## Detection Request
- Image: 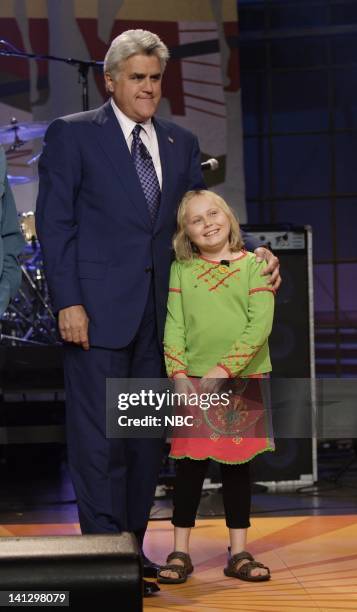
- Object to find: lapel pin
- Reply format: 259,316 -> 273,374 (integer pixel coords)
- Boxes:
168,136 -> 174,143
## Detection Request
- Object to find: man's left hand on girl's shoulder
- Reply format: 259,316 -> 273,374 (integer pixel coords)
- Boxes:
253,247 -> 281,291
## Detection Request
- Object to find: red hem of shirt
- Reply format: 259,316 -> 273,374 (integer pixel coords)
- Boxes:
170,370 -> 188,378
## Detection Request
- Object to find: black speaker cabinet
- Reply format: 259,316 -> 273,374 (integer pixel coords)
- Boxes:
242,224 -> 317,485
0,533 -> 142,611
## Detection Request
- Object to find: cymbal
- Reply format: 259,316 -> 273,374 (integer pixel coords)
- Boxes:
7,174 -> 36,185
0,121 -> 48,145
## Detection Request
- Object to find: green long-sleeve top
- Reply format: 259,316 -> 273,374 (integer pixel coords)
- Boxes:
164,251 -> 275,378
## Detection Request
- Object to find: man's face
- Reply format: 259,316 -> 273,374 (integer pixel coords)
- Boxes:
105,54 -> 162,123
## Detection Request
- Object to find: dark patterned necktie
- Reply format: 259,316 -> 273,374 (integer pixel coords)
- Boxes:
131,124 -> 161,224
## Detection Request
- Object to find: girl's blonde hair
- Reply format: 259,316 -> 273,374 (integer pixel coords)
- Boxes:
173,190 -> 244,261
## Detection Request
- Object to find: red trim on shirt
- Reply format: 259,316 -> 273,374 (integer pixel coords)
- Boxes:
199,250 -> 247,264
164,352 -> 186,367
209,268 -> 241,291
169,288 -> 182,293
170,370 -> 188,378
249,287 -> 275,295
197,263 -> 221,280
247,373 -> 270,378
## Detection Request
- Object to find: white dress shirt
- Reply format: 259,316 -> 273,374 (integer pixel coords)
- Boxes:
110,98 -> 162,189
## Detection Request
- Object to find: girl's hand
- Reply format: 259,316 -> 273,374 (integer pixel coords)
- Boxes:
200,365 -> 229,393
172,373 -> 196,396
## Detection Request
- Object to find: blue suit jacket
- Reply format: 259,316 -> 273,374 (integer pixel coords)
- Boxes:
36,101 -> 205,348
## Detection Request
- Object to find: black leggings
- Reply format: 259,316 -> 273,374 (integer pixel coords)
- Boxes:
172,458 -> 251,529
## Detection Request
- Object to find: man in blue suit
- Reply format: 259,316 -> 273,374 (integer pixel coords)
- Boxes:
36,29 -> 280,596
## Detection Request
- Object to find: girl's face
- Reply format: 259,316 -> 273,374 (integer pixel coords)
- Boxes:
184,195 -> 231,254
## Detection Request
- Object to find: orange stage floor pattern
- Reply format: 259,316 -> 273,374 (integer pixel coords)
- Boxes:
1,516 -> 357,611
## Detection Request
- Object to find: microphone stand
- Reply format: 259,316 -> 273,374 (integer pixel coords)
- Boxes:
0,39 -> 103,111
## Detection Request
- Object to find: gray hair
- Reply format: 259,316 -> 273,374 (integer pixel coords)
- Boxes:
104,29 -> 169,80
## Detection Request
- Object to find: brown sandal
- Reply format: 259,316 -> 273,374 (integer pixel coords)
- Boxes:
224,550 -> 270,582
157,551 -> 194,584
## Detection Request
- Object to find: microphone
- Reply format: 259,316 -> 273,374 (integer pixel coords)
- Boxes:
220,260 -> 230,267
201,158 -> 219,171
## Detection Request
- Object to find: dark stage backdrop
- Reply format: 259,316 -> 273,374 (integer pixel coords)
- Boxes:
239,0 -> 357,377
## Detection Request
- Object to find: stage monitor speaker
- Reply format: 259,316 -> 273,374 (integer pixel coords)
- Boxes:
244,225 -> 313,378
243,224 -> 317,484
0,533 -> 142,611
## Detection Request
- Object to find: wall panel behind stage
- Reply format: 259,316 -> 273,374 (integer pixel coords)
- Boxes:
0,0 -> 247,220
239,0 -> 357,377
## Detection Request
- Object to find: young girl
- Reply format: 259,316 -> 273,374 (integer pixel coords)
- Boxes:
158,189 -> 275,584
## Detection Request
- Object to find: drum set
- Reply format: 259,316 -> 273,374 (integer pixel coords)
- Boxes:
0,212 -> 59,346
0,118 -> 59,346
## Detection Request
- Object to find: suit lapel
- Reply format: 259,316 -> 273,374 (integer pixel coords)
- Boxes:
153,117 -> 175,232
92,102 -> 152,228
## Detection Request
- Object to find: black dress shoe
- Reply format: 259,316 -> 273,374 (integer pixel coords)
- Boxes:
142,553 -> 161,578
143,579 -> 160,597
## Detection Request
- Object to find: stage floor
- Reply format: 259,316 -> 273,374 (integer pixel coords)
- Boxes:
0,443 -> 356,610
1,516 -> 357,612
